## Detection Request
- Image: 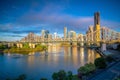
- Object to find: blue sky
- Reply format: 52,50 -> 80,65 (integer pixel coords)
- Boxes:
0,0 -> 120,41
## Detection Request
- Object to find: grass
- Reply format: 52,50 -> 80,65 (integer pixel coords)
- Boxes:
3,46 -> 47,54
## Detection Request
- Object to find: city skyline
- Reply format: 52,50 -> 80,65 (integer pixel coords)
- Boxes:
0,0 -> 120,41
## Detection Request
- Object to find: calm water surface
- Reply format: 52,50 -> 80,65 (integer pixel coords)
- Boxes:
0,46 -> 100,80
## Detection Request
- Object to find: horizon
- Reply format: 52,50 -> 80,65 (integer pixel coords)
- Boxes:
0,0 -> 120,41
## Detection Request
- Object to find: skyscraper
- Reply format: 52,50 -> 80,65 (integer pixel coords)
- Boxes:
68,30 -> 76,39
54,32 -> 57,39
44,30 -> 49,38
89,26 -> 94,42
64,27 -> 67,39
94,12 -> 100,26
77,34 -> 84,46
94,12 -> 101,43
41,30 -> 49,39
48,34 -> 52,39
41,30 -> 45,39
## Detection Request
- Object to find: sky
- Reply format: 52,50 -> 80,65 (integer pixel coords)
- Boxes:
0,0 -> 120,41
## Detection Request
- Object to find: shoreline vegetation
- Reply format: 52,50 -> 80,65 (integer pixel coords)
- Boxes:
0,43 -> 47,54
0,43 -> 85,54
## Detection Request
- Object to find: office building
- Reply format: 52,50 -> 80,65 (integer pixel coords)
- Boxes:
94,12 -> 101,42
68,30 -> 76,40
64,27 -> 67,39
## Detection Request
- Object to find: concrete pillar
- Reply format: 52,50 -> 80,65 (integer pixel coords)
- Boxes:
16,43 -> 20,48
72,42 -> 77,46
32,44 -> 35,48
101,43 -> 106,52
29,43 -> 32,48
20,44 -> 23,48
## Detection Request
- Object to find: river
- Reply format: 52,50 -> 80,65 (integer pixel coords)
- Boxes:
0,46 -> 100,80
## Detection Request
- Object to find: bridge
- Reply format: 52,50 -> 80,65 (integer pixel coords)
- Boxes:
0,26 -> 120,49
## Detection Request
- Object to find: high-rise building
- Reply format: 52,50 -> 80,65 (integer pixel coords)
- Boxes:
20,32 -> 41,42
41,30 -> 49,39
68,30 -> 76,40
94,12 -> 101,42
86,30 -> 90,41
86,26 -> 94,45
41,30 -> 45,39
77,34 -> 84,46
89,26 -> 94,41
94,12 -> 100,26
54,32 -> 57,39
48,34 -> 52,39
44,30 -> 49,38
77,34 -> 84,41
64,27 -> 67,39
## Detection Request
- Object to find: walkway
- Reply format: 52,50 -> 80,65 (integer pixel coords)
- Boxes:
90,61 -> 120,80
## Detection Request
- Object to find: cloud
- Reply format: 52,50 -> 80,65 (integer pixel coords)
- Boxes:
0,34 -> 25,37
12,3 -> 93,33
0,23 -> 43,34
101,20 -> 120,32
16,12 -> 94,32
0,0 -> 120,41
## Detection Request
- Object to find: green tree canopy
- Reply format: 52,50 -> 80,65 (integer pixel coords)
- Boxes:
94,57 -> 107,69
23,43 -> 29,48
78,63 -> 96,75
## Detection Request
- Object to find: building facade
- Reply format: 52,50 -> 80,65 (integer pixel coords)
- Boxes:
68,30 -> 77,40
94,12 -> 101,45
64,27 -> 67,39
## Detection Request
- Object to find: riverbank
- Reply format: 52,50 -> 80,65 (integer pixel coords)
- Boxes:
88,49 -> 120,80
3,45 -> 47,54
89,59 -> 120,80
0,50 -> 4,54
107,49 -> 120,61
3,48 -> 46,54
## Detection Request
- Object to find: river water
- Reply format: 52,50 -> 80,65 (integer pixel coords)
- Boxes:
0,46 -> 100,80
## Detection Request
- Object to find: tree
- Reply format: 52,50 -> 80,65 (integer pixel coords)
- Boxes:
0,44 -> 6,49
16,74 -> 26,80
85,63 -> 96,73
78,63 -> 96,76
94,58 -> 107,69
36,44 -> 47,51
23,43 -> 29,48
78,66 -> 88,75
105,56 -> 114,63
58,70 -> 66,80
67,71 -> 73,80
52,72 -> 58,80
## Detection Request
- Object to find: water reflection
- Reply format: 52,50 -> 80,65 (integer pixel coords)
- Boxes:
48,44 -> 61,53
80,48 -> 85,66
28,55 -> 35,66
1,45 -> 100,80
47,45 -> 100,66
28,52 -> 35,55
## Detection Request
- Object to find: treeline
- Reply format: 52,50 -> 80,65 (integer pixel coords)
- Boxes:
3,43 -> 47,53
0,44 -> 7,49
